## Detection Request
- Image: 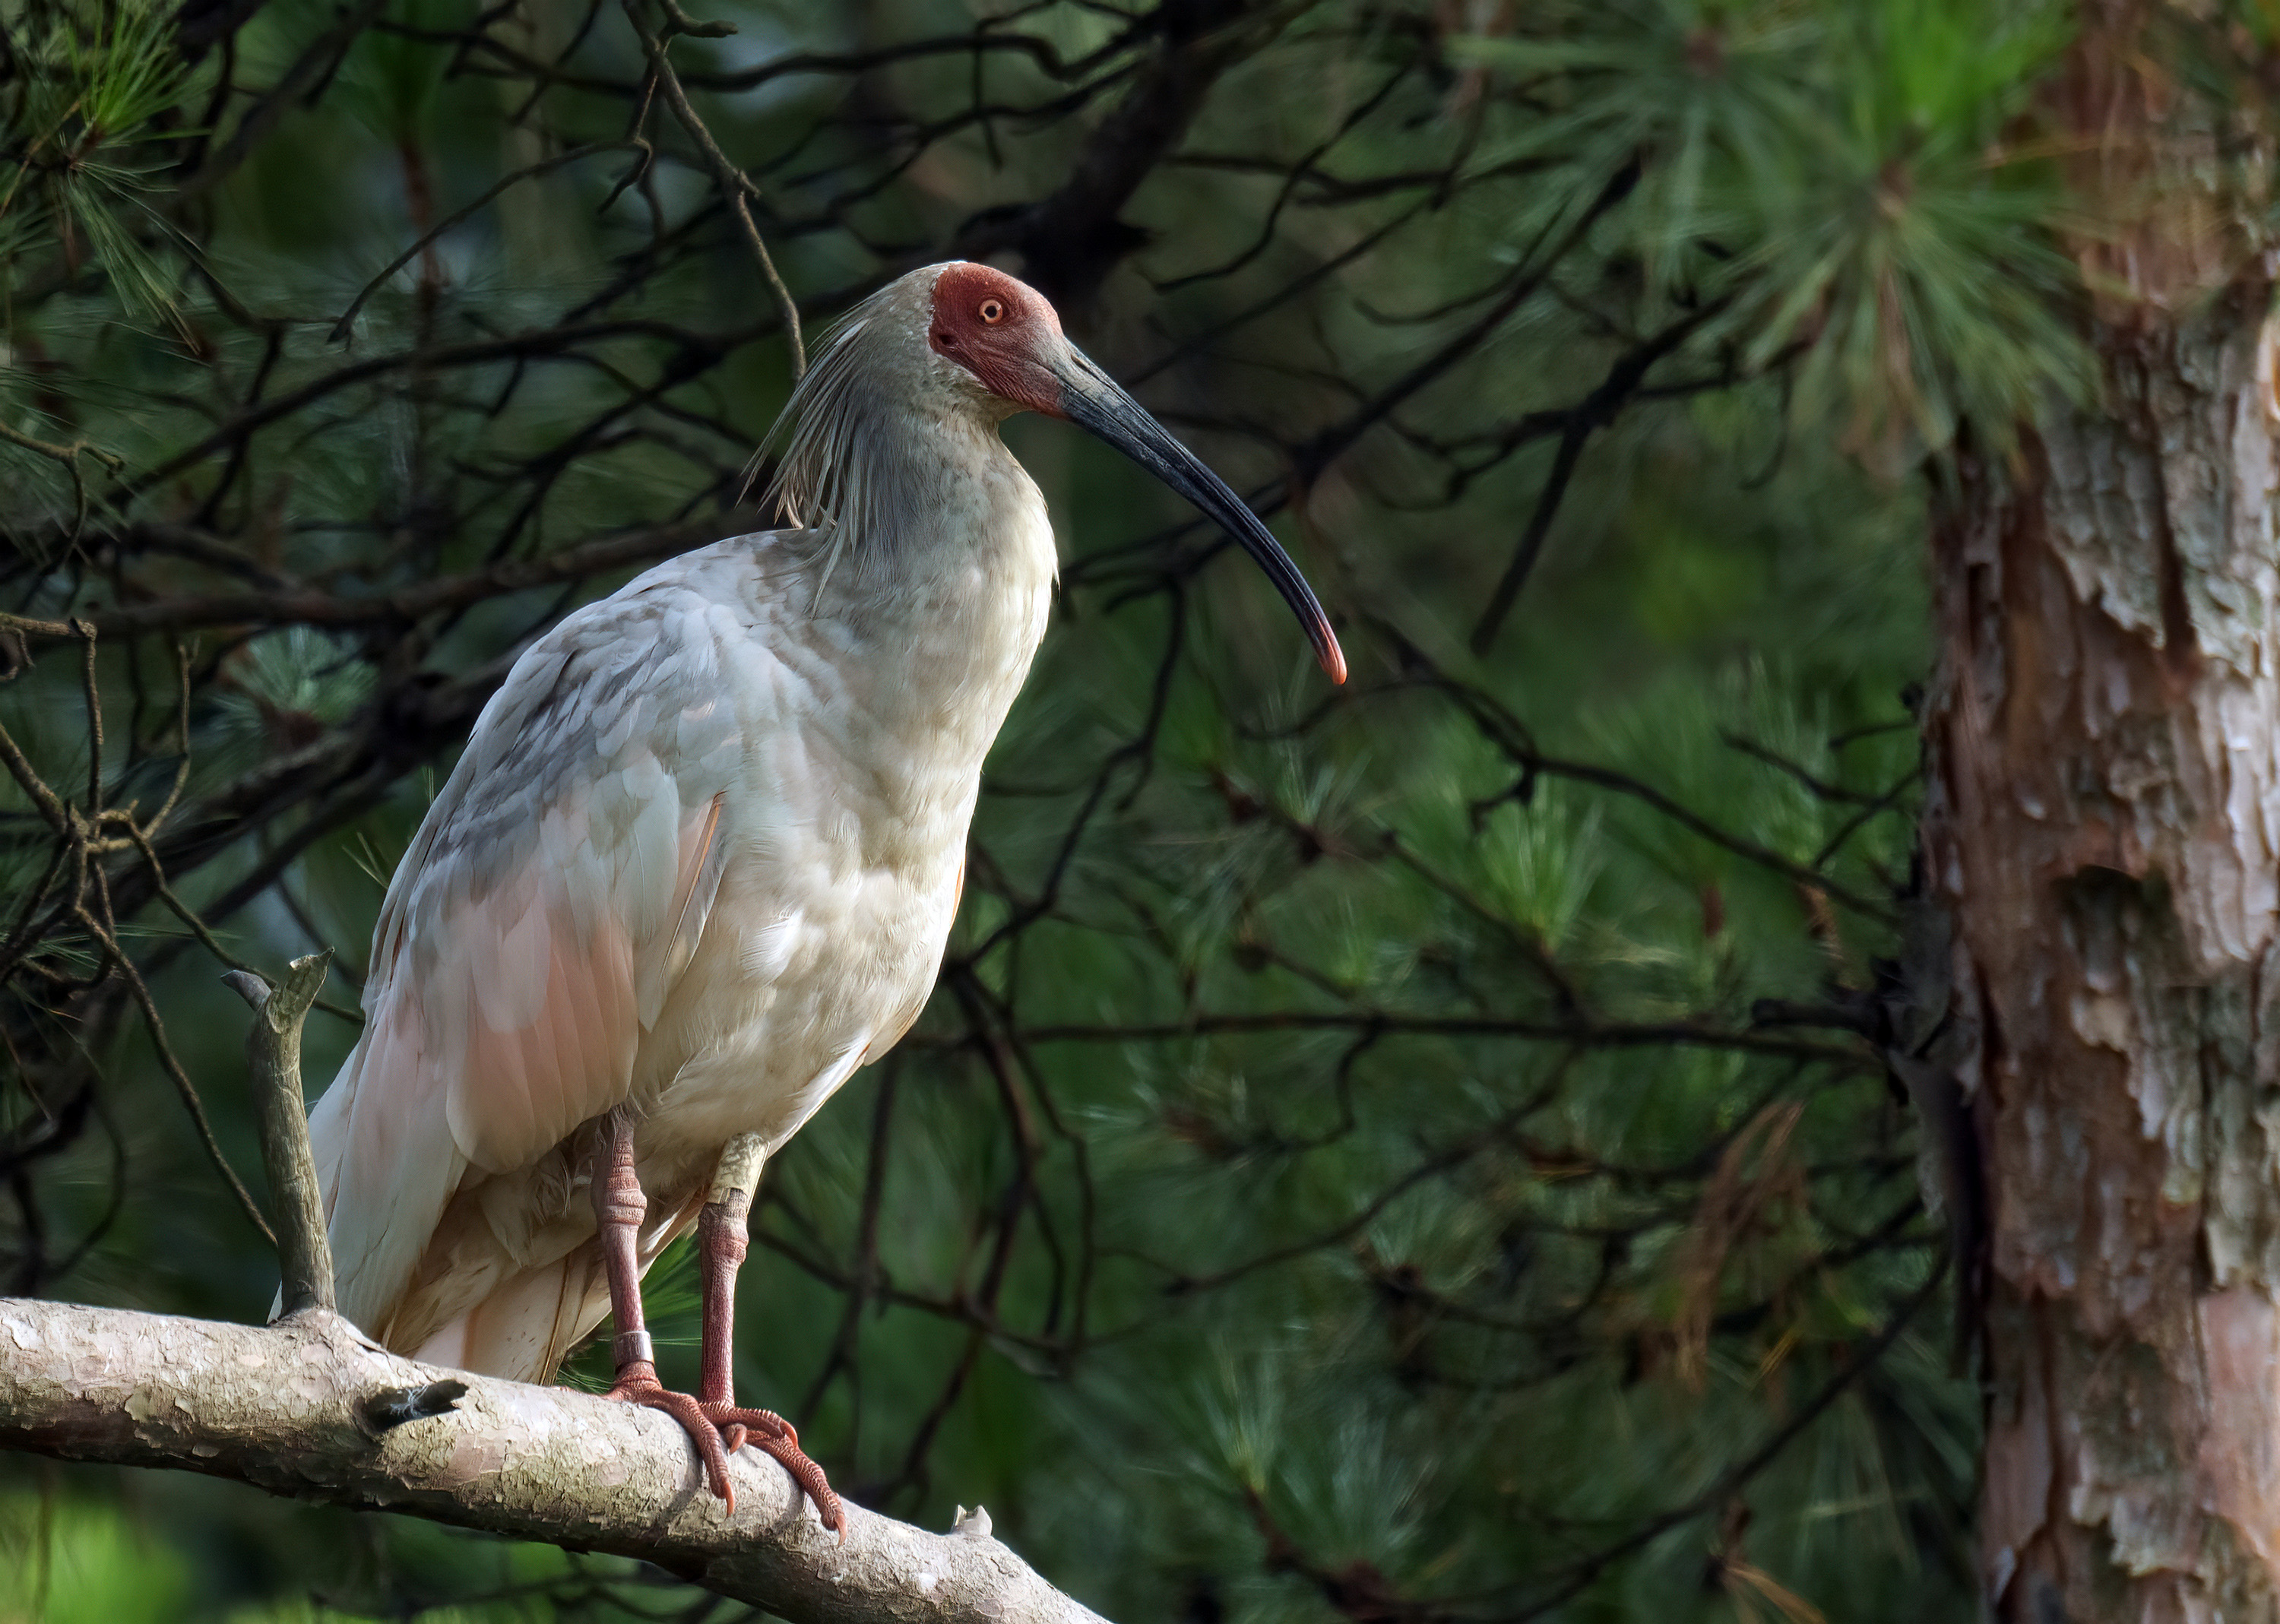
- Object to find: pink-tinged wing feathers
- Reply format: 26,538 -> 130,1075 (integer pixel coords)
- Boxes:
312,580 -> 747,1340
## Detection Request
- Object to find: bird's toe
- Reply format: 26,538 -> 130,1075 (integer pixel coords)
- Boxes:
705,1404 -> 844,1540
606,1372 -> 740,1509
601,1381 -> 839,1533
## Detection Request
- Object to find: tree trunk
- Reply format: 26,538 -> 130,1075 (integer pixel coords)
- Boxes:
1927,257 -> 2280,1612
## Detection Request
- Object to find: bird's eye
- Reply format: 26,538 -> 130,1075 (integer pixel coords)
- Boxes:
978,299 -> 1005,324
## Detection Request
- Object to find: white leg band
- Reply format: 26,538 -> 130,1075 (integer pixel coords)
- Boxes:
708,1132 -> 768,1205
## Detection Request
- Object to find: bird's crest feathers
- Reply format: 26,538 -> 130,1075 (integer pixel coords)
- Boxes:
751,270 -> 951,595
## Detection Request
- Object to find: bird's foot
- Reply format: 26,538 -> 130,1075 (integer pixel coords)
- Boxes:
604,1363 -> 846,1539
702,1401 -> 845,1540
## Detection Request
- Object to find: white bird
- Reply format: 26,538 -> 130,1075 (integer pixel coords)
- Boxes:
303,261 -> 1344,1536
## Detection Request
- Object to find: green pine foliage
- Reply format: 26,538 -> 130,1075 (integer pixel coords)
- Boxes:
1453,0 -> 2088,459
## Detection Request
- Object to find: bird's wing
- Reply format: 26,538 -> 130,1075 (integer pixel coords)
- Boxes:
316,568 -> 753,1336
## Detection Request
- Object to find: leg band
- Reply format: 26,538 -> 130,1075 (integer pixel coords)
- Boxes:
708,1132 -> 768,1205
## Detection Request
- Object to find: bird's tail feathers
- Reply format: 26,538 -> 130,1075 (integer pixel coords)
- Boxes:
310,1001 -> 469,1338
412,1247 -> 611,1386
400,1188 -> 705,1385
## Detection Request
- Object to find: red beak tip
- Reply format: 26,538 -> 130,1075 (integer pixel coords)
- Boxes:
1322,643 -> 1347,685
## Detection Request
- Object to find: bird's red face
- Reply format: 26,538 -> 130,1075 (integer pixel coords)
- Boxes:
927,264 -> 1069,416
925,261 -> 1345,684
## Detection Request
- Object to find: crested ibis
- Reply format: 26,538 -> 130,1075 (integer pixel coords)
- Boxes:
304,261 -> 1344,1538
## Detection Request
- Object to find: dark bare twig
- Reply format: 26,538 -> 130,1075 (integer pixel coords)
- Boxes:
1470,296 -> 1735,654
624,1 -> 806,378
328,144 -> 636,344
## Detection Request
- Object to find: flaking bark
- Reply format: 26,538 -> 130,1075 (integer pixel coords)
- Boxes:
0,1298 -> 1108,1624
1921,15 -> 2280,1617
1927,293 -> 2280,1620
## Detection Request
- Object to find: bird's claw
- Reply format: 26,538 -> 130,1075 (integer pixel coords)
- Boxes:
701,1401 -> 846,1541
604,1364 -> 845,1540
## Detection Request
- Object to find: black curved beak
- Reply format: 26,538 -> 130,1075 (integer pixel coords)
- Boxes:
1052,347 -> 1345,684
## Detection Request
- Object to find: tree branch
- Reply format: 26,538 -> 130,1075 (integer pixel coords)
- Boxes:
2,514 -> 748,643
948,0 -> 1284,305
624,1 -> 806,378
0,1300 -> 1108,1624
223,951 -> 337,1318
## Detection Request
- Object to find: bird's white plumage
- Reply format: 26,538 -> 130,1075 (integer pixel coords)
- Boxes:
308,268 -> 1057,1379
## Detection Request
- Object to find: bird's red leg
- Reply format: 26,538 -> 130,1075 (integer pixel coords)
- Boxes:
693,1133 -> 847,1540
591,1113 -> 740,1508
590,1120 -> 844,1537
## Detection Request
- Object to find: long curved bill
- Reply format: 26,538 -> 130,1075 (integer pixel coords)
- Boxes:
1052,348 -> 1346,684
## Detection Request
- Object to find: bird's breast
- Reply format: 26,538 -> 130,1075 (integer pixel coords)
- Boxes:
625,471 -> 1054,1185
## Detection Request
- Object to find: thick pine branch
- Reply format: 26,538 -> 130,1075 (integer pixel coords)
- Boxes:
0,1300 -> 1106,1624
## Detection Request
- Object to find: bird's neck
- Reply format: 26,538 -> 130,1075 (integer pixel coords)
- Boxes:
803,402 -> 1053,631
779,404 -> 1056,784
